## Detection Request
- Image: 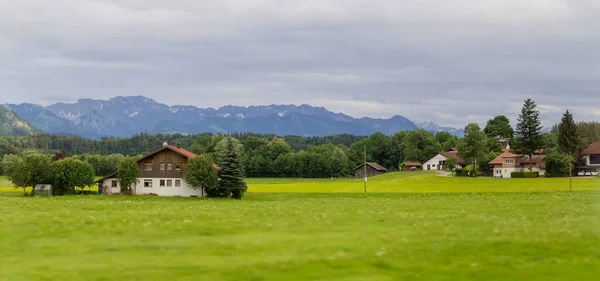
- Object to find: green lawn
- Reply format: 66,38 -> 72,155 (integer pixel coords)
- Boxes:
248,172 -> 600,193
2,173 -> 600,280
1,192 -> 599,280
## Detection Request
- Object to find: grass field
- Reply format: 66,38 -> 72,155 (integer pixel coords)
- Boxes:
247,171 -> 600,193
1,173 -> 600,280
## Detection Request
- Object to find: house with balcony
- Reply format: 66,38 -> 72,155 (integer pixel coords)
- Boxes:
489,150 -> 546,178
577,142 -> 600,176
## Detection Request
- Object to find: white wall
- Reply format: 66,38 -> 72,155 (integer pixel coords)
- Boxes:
493,167 -> 546,178
100,178 -> 204,197
423,154 -> 447,170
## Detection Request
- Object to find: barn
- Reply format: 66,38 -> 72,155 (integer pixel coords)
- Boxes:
354,162 -> 388,178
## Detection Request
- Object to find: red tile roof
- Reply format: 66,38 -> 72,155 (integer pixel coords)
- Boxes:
403,162 -> 422,167
582,142 -> 600,155
167,145 -> 220,169
488,151 -> 546,165
167,145 -> 197,159
489,151 -> 518,164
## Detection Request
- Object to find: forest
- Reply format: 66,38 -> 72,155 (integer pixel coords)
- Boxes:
1,116 -> 600,178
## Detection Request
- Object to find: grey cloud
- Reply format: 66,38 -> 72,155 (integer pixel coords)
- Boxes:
1,0 -> 600,128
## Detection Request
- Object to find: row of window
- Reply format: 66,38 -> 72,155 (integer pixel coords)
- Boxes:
111,179 -> 182,188
143,179 -> 181,188
143,162 -> 181,171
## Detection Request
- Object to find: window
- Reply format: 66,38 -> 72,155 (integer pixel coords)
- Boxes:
506,160 -> 514,164
175,164 -> 181,171
144,179 -> 153,187
111,180 -> 118,187
175,180 -> 181,187
160,163 -> 165,170
144,163 -> 153,171
167,163 -> 173,170
160,180 -> 166,187
167,180 -> 172,187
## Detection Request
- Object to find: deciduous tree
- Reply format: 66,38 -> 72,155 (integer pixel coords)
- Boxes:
184,154 -> 219,195
458,123 -> 489,177
117,156 -> 139,195
484,115 -> 515,138
2,153 -> 52,195
51,158 -> 95,195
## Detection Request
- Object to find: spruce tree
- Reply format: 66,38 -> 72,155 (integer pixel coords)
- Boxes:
557,110 -> 581,158
217,137 -> 247,199
513,99 -> 544,171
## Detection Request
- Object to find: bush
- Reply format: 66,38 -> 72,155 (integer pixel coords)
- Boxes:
511,172 -> 539,178
455,168 -> 469,177
455,167 -> 480,177
545,151 -> 571,177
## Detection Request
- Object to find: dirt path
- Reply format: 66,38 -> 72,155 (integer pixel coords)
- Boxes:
437,171 -> 452,177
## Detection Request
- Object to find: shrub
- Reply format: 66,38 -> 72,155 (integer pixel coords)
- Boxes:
545,151 -> 571,178
511,172 -> 539,178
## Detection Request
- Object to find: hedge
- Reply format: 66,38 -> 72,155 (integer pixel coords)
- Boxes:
511,172 -> 540,178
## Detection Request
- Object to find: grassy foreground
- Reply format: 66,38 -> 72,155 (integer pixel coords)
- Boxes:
2,192 -> 600,280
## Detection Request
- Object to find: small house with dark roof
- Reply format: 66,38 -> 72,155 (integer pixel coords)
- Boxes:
96,143 -> 220,197
354,162 -> 388,178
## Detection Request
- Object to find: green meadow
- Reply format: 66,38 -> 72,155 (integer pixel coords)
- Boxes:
1,173 -> 600,280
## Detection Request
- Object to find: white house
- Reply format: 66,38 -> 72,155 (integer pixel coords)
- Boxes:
489,151 -> 546,178
423,148 -> 465,171
578,142 -> 600,176
96,144 -> 220,197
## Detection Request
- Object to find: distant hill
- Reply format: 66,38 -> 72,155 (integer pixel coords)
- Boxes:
0,105 -> 42,136
413,121 -> 464,137
5,96 -> 424,139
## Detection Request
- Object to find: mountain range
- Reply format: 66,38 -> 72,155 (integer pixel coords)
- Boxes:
0,105 -> 42,136
3,96 -> 462,139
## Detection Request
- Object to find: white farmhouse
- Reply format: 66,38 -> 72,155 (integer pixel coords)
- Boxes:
422,148 -> 465,171
96,144 -> 220,197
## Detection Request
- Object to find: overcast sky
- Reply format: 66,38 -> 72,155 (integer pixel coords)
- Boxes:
1,0 -> 600,128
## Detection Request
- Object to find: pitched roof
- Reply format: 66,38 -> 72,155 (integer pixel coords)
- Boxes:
95,145 -> 220,183
439,151 -> 465,164
167,145 -> 197,159
367,162 -> 388,171
582,142 -> 600,155
488,150 -> 546,165
518,155 -> 546,164
402,162 -> 422,167
488,151 -> 517,164
354,162 -> 388,171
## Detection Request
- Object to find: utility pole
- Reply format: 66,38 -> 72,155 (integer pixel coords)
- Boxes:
569,152 -> 573,192
364,145 -> 367,193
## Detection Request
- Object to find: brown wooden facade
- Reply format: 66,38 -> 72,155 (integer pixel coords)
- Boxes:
138,149 -> 189,179
354,163 -> 387,178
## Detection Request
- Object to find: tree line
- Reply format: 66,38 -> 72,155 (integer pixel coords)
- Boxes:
2,99 -> 600,179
